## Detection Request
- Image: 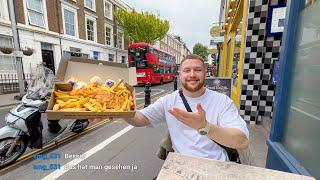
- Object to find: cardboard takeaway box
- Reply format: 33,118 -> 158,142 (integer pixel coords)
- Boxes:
46,57 -> 137,120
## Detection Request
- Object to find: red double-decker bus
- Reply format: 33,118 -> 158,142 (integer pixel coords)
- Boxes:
128,42 -> 177,85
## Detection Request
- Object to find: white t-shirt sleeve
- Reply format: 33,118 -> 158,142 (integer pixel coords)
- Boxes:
140,96 -> 166,127
217,95 -> 249,139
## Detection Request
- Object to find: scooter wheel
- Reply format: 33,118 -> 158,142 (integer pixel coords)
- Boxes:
0,137 -> 28,168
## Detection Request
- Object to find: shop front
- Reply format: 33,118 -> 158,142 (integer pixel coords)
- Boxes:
266,0 -> 320,179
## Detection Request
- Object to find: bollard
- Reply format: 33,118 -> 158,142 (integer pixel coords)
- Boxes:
173,76 -> 178,91
144,82 -> 151,107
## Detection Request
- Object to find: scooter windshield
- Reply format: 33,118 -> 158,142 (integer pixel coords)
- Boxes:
26,65 -> 55,100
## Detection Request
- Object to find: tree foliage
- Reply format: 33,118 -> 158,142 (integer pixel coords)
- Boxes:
114,9 -> 170,44
193,43 -> 209,61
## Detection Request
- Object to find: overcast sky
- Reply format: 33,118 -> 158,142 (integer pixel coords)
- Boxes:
123,0 -> 221,50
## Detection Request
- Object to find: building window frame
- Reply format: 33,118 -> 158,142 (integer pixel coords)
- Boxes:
266,0 -> 316,178
0,36 -> 13,47
26,0 -> 47,28
104,0 -> 113,20
121,56 -> 126,64
0,0 -> 9,20
108,53 -> 115,62
84,0 -> 96,12
0,36 -> 15,72
117,29 -> 124,49
0,54 -> 16,72
92,50 -> 99,60
85,14 -> 97,42
105,23 -> 113,46
62,4 -> 78,38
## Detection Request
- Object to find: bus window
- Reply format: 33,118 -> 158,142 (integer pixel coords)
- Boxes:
128,46 -> 148,67
153,66 -> 160,74
137,60 -> 147,68
166,67 -> 171,73
160,67 -> 164,74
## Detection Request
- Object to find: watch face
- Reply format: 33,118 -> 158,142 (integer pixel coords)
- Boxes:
199,130 -> 207,135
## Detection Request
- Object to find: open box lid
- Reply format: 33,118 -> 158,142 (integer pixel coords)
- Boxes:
56,57 -> 137,86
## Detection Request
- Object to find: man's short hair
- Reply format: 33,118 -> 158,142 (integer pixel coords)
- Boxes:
181,54 -> 205,65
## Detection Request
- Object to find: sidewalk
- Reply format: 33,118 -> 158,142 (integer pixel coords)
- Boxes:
239,117 -> 271,168
0,93 -> 21,107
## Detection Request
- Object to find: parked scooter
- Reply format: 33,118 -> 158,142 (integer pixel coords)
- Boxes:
0,66 -> 89,168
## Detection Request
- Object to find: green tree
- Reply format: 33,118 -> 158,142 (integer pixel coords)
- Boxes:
193,43 -> 209,61
114,9 -> 170,44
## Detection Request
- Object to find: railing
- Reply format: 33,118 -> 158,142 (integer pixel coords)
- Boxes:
0,73 -> 31,94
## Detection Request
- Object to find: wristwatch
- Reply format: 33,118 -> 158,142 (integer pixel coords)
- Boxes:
198,121 -> 211,135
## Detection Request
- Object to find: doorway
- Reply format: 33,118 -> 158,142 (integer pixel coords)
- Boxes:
41,49 -> 55,74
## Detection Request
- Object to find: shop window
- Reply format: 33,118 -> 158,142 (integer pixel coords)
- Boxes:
282,1 -> 320,178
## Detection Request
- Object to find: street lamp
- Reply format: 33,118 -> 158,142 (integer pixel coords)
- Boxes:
7,0 -> 25,99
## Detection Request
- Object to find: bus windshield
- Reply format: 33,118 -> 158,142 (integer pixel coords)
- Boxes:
128,46 -> 148,68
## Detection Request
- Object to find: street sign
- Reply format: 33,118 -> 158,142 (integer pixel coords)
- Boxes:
266,4 -> 287,36
205,77 -> 232,97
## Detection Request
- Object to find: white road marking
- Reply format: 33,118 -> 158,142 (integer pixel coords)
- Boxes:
41,125 -> 134,180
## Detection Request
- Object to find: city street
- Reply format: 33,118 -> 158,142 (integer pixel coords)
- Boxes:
0,82 -> 175,180
1,0 -> 318,178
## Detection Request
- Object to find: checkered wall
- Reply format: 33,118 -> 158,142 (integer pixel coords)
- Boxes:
239,0 -> 285,124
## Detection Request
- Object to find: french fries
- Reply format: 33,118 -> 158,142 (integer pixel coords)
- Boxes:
52,79 -> 134,112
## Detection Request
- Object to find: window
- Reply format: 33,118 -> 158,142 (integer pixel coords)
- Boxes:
63,9 -> 75,36
0,1 -> 2,18
104,0 -> 112,19
0,37 -> 15,71
0,36 -> 13,47
0,55 -> 16,71
281,1 -> 320,178
117,30 -> 124,49
70,47 -> 81,52
152,65 -> 160,74
108,54 -> 114,62
105,24 -> 113,46
85,16 -> 96,41
92,51 -> 99,60
26,0 -> 45,27
121,56 -> 126,63
0,0 -> 9,20
85,0 -> 95,11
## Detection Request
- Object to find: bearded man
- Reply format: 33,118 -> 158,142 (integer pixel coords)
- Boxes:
124,54 -> 249,161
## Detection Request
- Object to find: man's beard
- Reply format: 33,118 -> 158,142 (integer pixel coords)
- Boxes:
181,79 -> 205,92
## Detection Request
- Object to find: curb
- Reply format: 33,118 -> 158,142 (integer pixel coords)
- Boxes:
0,102 -> 20,108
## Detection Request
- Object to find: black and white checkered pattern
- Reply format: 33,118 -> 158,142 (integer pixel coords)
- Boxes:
239,0 -> 285,124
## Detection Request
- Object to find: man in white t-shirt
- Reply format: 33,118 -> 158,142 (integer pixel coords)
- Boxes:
124,54 -> 249,161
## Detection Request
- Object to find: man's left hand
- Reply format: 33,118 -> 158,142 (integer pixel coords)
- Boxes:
168,103 -> 207,130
